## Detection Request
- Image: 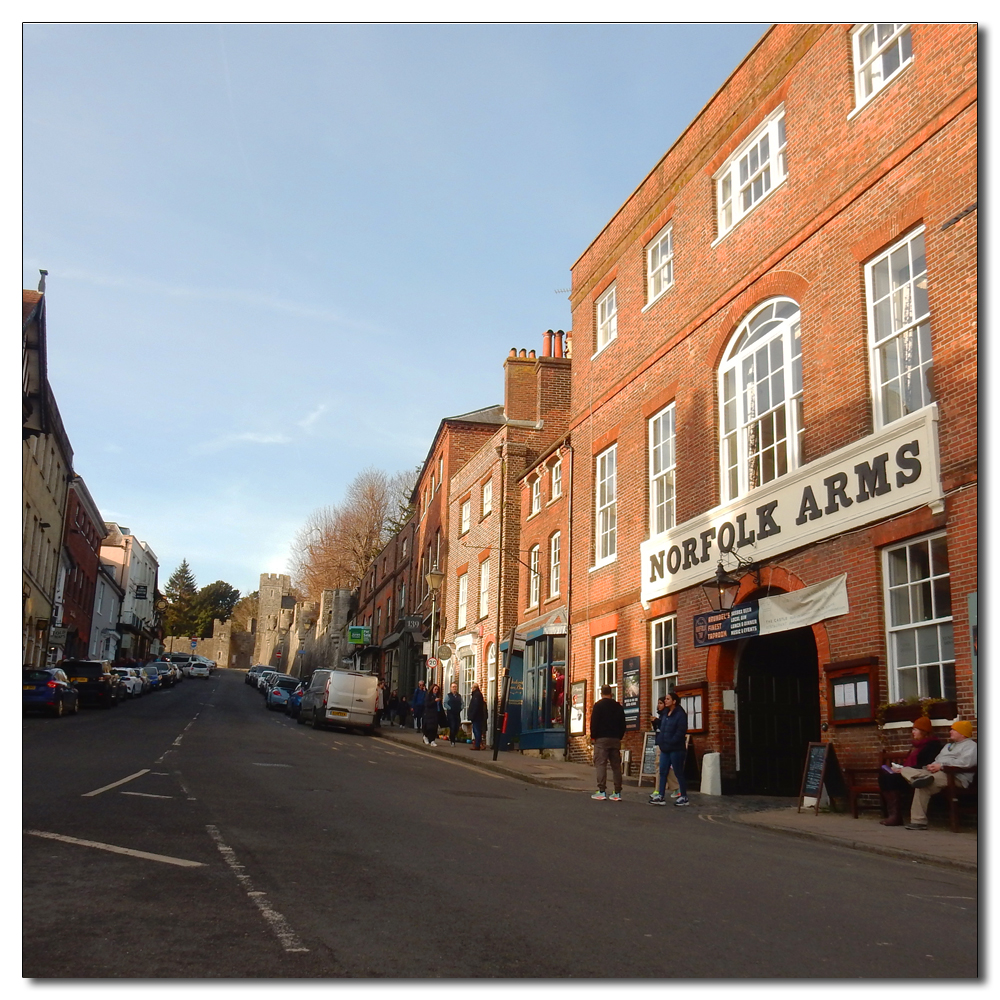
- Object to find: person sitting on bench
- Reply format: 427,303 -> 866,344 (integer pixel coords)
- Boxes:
892,720 -> 977,830
877,717 -> 941,826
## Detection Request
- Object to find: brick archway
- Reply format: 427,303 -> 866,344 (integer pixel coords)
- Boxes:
705,564 -> 833,689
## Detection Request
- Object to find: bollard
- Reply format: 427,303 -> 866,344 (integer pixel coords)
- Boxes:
700,751 -> 722,795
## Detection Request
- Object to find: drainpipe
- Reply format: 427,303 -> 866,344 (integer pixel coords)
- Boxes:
564,438 -> 573,761
491,441 -> 505,748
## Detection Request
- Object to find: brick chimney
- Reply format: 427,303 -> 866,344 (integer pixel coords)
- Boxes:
504,332 -> 572,425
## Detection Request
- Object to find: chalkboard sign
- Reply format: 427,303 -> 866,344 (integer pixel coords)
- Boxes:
797,742 -> 846,814
638,731 -> 659,787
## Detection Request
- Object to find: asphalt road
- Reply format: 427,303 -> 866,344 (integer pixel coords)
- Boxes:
23,670 -> 979,978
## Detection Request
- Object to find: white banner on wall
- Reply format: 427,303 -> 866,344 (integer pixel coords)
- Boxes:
758,573 -> 849,635
641,405 -> 942,605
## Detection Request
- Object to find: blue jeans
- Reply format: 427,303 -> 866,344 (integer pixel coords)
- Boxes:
472,720 -> 483,748
658,749 -> 687,798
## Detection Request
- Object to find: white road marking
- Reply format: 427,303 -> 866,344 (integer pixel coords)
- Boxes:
205,825 -> 309,953
24,829 -> 204,867
172,735 -> 184,746
81,769 -> 150,797
121,791 -> 173,799
252,762 -> 292,767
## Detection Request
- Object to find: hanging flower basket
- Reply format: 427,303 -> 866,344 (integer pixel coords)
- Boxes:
881,703 -> 922,724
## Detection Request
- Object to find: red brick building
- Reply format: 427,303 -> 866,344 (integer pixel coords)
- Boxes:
442,332 -> 571,738
55,476 -> 107,660
566,24 -> 977,792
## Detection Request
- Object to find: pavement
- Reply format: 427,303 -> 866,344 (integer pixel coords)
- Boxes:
372,721 -> 978,874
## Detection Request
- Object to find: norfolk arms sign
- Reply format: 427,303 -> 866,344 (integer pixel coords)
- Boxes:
641,406 -> 943,604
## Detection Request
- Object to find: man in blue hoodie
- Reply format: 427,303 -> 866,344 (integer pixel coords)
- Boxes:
649,691 -> 690,807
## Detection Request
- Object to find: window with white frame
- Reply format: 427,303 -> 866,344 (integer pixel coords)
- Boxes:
437,455 -> 443,489
852,23 -> 912,108
457,573 -> 468,630
482,478 -> 492,516
649,403 -> 676,536
530,477 -> 541,515
460,499 -> 471,534
680,692 -> 703,730
459,648 -> 476,720
595,633 -> 618,699
651,616 -> 678,708
596,284 -> 617,352
551,458 -> 562,498
595,444 -> 617,564
549,532 -> 561,597
478,558 -> 490,619
716,108 -> 787,238
866,228 -> 934,428
647,225 -> 674,304
528,545 -> 540,607
884,533 -> 955,702
719,298 -> 803,502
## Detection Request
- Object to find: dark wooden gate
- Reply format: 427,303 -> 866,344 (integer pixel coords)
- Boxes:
736,626 -> 821,795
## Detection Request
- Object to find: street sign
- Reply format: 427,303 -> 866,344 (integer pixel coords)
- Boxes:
190,640 -> 197,649
135,585 -> 148,601
427,656 -> 440,670
436,644 -> 452,660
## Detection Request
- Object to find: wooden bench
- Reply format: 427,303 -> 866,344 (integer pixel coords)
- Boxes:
844,762 -> 886,819
941,766 -> 978,832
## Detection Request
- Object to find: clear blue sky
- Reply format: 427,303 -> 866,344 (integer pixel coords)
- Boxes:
23,22 -> 767,597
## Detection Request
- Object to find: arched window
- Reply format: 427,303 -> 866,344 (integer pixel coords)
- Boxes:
719,297 -> 803,502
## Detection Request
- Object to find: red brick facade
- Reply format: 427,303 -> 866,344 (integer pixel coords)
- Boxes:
566,24 -> 977,790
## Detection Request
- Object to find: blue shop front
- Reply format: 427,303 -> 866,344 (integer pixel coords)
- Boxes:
502,608 -> 567,752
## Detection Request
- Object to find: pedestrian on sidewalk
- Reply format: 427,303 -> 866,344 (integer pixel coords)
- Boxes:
412,680 -> 427,731
445,682 -> 464,745
397,694 -> 410,729
422,683 -> 442,746
387,689 -> 400,726
650,695 -> 680,796
589,684 -> 626,801
877,717 -> 941,826
649,691 -> 690,807
895,720 -> 977,830
375,680 -> 385,728
468,683 -> 487,749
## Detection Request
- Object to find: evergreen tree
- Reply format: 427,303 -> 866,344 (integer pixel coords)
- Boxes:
163,560 -> 199,635
192,581 -> 242,638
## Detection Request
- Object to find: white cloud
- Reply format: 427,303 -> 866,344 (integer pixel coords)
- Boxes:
297,403 -> 328,430
190,431 -> 292,455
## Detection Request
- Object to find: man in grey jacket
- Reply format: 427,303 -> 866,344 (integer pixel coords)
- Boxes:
589,685 -> 627,801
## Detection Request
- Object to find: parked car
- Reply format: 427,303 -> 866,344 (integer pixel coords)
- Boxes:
303,668 -> 378,733
245,665 -> 266,685
257,670 -> 279,693
266,675 -> 300,711
189,662 -> 210,678
23,667 -> 79,717
61,659 -> 123,708
148,661 -> 177,688
112,666 -> 144,698
141,664 -> 161,691
285,683 -> 305,719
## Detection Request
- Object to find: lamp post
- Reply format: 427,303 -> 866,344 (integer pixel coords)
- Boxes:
425,564 -> 445,685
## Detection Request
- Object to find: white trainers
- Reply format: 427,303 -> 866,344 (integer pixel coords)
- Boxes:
422,736 -> 429,744
430,740 -> 438,746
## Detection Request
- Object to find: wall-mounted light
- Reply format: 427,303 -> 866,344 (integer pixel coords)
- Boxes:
700,554 -> 762,611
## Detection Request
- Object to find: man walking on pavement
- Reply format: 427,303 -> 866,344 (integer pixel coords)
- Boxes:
589,684 -> 626,801
445,681 -> 464,746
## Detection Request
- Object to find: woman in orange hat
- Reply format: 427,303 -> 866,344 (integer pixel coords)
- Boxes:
877,717 -> 941,826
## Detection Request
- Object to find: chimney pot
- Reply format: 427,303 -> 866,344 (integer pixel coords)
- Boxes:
543,330 -> 553,357
509,348 -> 517,357
519,348 -> 527,358
553,330 -> 564,358
528,349 -> 536,359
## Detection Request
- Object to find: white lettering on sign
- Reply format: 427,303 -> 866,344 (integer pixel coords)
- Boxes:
641,406 -> 942,604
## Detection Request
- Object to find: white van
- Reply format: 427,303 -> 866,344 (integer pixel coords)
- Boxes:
301,668 -> 378,733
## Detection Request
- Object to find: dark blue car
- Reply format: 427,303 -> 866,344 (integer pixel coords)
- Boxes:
23,667 -> 79,717
285,682 -> 305,718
